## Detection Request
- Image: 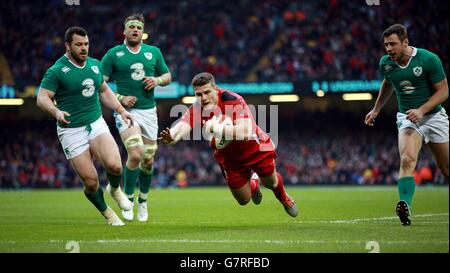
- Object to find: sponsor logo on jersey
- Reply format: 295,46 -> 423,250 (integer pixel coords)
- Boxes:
144,52 -> 153,60
91,66 -> 99,74
116,51 -> 125,57
413,66 -> 422,76
62,66 -> 71,73
384,64 -> 393,71
399,80 -> 416,94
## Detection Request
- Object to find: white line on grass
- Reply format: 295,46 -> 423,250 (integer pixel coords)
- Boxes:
36,238 -> 447,246
292,213 -> 449,224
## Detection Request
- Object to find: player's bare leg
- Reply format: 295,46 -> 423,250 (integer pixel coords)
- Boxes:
427,142 -> 449,177
396,128 -> 422,225
90,132 -> 132,212
69,149 -> 124,226
260,170 -> 298,217
119,125 -> 144,221
230,184 -> 252,205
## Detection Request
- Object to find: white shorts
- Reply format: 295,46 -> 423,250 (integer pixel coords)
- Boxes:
397,108 -> 449,144
57,116 -> 110,159
114,107 -> 158,140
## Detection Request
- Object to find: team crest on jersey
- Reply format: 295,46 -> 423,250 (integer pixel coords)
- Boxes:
144,52 -> 153,60
413,66 -> 422,76
91,66 -> 99,74
116,51 -> 125,57
61,66 -> 71,73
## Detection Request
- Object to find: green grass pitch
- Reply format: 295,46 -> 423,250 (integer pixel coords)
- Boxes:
0,186 -> 448,253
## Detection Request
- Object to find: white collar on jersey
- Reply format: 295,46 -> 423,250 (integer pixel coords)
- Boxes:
124,40 -> 142,54
64,53 -> 87,69
397,46 -> 417,69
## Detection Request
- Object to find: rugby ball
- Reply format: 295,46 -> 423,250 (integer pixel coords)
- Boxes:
210,115 -> 233,150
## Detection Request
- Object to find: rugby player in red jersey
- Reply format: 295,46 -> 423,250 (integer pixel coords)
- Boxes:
159,72 -> 298,217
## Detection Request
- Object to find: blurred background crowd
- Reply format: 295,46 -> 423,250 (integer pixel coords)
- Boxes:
0,109 -> 446,189
1,0 -> 448,89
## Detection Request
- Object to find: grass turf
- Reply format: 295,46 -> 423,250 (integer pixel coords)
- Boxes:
0,185 -> 448,253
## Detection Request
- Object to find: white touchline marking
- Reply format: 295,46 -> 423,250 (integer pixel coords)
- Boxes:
291,213 -> 449,224
1,213 -> 447,246
22,238 -> 442,245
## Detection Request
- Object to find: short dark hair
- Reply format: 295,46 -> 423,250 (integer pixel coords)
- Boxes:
124,13 -> 145,26
383,24 -> 408,41
65,26 -> 88,44
192,72 -> 216,87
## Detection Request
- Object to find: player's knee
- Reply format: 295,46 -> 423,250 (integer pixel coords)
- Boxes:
128,147 -> 144,164
236,197 -> 251,206
400,155 -> 416,170
106,163 -> 122,176
83,180 -> 99,193
140,143 -> 157,167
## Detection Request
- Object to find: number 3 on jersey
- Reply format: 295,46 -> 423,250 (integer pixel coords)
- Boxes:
130,63 -> 145,81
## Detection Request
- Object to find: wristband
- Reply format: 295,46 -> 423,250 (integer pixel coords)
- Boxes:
157,77 -> 163,85
116,93 -> 124,102
115,104 -> 125,114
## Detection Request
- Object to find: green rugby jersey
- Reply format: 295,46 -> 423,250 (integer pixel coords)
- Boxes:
379,47 -> 446,114
101,43 -> 169,109
40,55 -> 104,128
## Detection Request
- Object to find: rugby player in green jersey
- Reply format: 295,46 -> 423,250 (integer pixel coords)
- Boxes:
365,24 -> 449,225
102,14 -> 172,222
37,27 -> 134,226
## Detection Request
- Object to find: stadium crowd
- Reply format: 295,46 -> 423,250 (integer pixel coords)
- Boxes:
0,110 -> 446,189
0,0 -> 448,90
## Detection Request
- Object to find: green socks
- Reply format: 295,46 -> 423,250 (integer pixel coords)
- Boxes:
124,166 -> 140,199
398,176 -> 415,208
107,172 -> 122,189
84,187 -> 107,212
138,168 -> 153,203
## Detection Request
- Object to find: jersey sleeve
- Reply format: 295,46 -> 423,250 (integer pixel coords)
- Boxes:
180,104 -> 202,128
40,68 -> 59,93
101,50 -> 115,78
378,55 -> 389,79
424,52 -> 446,84
155,48 -> 170,76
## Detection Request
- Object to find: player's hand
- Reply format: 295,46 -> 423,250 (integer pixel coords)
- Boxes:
120,110 -> 134,128
143,76 -> 158,90
55,110 -> 71,126
406,109 -> 424,123
158,127 -> 174,144
121,96 -> 137,107
364,109 -> 378,126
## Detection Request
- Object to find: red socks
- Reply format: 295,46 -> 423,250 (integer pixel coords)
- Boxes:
273,172 -> 287,201
250,178 -> 258,194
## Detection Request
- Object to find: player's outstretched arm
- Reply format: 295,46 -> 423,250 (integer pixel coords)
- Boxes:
159,121 -> 191,145
207,117 -> 253,141
36,87 -> 71,126
365,79 -> 393,126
